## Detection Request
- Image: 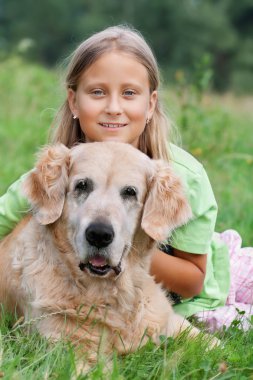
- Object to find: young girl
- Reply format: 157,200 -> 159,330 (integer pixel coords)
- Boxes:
0,25 -> 252,331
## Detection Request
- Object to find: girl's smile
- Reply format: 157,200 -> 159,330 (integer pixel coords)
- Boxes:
68,51 -> 157,147
98,122 -> 128,130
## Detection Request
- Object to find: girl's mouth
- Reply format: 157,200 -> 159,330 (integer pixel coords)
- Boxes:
99,123 -> 127,129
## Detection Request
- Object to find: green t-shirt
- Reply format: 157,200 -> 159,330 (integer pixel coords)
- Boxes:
169,144 -> 230,316
0,172 -> 30,237
0,144 -> 230,317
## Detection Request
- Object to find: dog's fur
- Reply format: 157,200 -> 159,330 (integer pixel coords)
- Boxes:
0,142 -> 200,365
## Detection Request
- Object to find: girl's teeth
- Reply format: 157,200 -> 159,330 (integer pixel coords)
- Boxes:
101,123 -> 125,128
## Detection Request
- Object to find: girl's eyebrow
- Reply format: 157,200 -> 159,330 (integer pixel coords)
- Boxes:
82,81 -> 144,91
80,81 -> 108,90
121,82 -> 144,90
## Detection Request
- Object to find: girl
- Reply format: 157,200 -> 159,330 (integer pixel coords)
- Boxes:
0,25 -> 252,331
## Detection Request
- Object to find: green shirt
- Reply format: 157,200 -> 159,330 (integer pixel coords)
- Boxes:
0,144 -> 230,317
0,172 -> 30,237
169,144 -> 230,316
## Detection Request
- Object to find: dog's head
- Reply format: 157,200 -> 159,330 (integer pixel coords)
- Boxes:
23,142 -> 191,278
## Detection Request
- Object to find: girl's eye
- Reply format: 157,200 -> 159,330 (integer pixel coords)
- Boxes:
91,89 -> 104,96
123,90 -> 135,97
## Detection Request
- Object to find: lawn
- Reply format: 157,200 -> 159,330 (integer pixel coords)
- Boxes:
0,57 -> 252,379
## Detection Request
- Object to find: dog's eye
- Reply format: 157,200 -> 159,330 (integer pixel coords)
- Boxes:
74,178 -> 93,194
121,186 -> 138,199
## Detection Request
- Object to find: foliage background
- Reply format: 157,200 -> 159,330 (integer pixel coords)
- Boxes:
1,0 -> 253,93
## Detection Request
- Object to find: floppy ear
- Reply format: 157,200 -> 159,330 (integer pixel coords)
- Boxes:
23,144 -> 70,225
141,160 -> 192,241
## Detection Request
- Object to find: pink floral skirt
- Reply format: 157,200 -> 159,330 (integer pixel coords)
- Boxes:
195,229 -> 253,331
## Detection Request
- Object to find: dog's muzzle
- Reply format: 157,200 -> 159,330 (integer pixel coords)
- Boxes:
79,222 -> 121,276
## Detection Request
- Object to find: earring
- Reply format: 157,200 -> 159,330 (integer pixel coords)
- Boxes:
73,115 -> 77,119
146,118 -> 150,126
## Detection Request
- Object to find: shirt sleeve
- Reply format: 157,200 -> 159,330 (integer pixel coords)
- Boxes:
0,173 -> 30,239
170,164 -> 218,254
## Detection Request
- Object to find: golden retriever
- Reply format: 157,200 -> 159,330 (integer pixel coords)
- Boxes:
0,141 -> 200,367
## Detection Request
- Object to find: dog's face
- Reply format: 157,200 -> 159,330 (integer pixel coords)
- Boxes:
67,143 -> 153,277
24,142 -> 191,279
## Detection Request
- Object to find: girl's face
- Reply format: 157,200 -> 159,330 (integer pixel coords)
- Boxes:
68,51 -> 157,147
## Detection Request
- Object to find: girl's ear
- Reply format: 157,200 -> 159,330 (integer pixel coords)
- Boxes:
23,144 -> 70,225
67,88 -> 78,118
141,160 -> 192,241
147,90 -> 157,120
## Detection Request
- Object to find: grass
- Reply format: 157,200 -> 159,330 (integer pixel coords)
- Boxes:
0,56 -> 63,191
164,88 -> 253,247
0,57 -> 253,378
1,310 -> 253,379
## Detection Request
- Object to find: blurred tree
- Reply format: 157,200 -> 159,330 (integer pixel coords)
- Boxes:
1,0 -> 252,92
228,0 -> 253,92
1,0 -> 86,64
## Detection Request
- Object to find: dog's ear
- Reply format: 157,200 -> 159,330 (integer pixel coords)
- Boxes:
23,144 -> 70,225
141,160 -> 192,241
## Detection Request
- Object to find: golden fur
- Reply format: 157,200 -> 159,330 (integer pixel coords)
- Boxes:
0,141 -> 200,366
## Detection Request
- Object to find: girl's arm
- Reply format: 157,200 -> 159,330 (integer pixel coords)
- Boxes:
150,248 -> 207,299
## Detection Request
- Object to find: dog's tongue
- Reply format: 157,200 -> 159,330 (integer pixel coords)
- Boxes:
89,255 -> 107,267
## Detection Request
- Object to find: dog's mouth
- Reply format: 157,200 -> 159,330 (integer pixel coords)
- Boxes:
79,254 -> 121,277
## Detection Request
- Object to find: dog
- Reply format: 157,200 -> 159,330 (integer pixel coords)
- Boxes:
0,141 -> 201,367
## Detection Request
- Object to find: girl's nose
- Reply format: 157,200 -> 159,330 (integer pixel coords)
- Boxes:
105,95 -> 122,115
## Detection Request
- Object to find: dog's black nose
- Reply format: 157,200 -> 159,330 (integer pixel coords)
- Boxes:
85,222 -> 114,248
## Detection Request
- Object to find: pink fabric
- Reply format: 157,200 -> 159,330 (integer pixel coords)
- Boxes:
195,229 -> 253,331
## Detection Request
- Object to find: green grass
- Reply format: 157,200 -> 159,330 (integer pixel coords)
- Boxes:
1,310 -> 253,379
164,89 -> 253,246
0,57 -> 62,191
0,57 -> 253,378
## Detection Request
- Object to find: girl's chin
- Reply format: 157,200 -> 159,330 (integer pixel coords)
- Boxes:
84,133 -> 139,147
100,136 -> 138,147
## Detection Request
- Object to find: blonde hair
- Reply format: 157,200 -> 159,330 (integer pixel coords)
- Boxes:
50,25 -> 170,161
